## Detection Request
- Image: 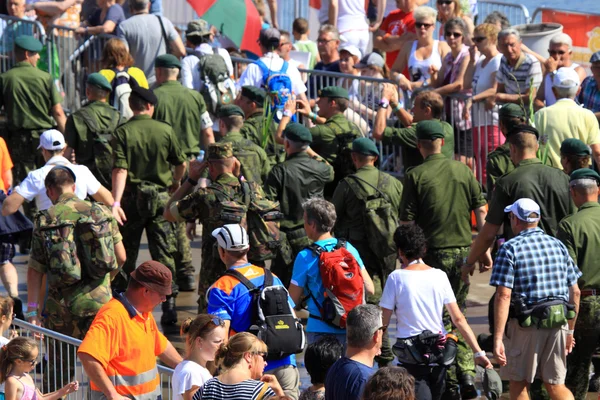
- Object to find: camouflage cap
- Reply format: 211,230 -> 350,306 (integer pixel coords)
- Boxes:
155,54 -> 181,69
87,73 -> 112,92
283,122 -> 312,144
561,138 -> 591,156
499,103 -> 526,119
416,120 -> 445,140
319,86 -> 349,100
352,137 -> 379,156
14,35 -> 42,52
207,142 -> 234,160
217,105 -> 245,118
186,19 -> 211,37
570,168 -> 600,183
241,85 -> 266,104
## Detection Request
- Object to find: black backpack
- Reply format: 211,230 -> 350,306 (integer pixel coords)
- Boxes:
225,268 -> 306,360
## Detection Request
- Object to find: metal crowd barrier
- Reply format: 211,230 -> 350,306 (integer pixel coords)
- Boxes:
476,0 -> 531,25
11,318 -> 175,400
0,14 -> 47,74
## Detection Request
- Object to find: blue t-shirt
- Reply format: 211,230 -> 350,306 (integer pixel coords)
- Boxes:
324,357 -> 374,400
291,238 -> 365,334
207,263 -> 296,371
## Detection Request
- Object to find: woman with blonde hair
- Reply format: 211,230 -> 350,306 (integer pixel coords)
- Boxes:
193,332 -> 284,400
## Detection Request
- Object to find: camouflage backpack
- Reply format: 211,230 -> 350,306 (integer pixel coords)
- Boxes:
211,180 -> 284,262
329,119 -> 361,178
230,139 -> 265,184
36,202 -> 119,288
71,107 -> 122,189
345,173 -> 399,257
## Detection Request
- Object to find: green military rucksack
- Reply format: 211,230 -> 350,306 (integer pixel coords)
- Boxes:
330,119 -> 361,179
191,50 -> 236,114
211,179 -> 284,262
72,107 -> 122,189
36,203 -> 119,288
230,139 -> 265,184
345,173 -> 399,257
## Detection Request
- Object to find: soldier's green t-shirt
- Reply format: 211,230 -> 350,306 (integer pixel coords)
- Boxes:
153,80 -> 207,158
309,113 -> 362,166
240,111 -> 284,167
557,202 -> 600,290
265,151 -> 334,231
381,119 -> 455,170
487,158 -> 575,238
64,101 -> 124,170
29,193 -> 121,317
0,61 -> 62,131
485,143 -> 513,201
400,153 -> 486,249
112,114 -> 187,188
332,165 -> 403,241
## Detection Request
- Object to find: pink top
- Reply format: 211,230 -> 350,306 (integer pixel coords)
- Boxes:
442,45 -> 472,130
11,375 -> 38,400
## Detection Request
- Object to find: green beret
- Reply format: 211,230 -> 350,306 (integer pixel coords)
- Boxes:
352,137 -> 379,156
561,138 -> 591,156
207,142 -> 234,160
318,86 -> 349,100
416,120 -> 445,140
217,105 -> 245,118
499,103 -> 526,119
507,124 -> 539,139
87,73 -> 112,92
155,54 -> 181,69
283,122 -> 312,144
570,168 -> 600,183
14,35 -> 42,53
241,86 -> 266,105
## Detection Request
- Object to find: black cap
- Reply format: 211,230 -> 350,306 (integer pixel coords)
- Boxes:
130,85 -> 157,106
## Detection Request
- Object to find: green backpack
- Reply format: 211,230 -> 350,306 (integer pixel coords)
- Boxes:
231,139 -> 265,184
72,107 -> 121,190
345,173 -> 399,257
192,50 -> 235,114
330,119 -> 361,179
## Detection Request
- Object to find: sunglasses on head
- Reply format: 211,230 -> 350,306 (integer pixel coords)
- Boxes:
445,31 -> 463,38
415,22 -> 434,29
203,316 -> 225,330
548,50 -> 567,56
438,0 -> 453,5
473,36 -> 487,43
252,351 -> 268,359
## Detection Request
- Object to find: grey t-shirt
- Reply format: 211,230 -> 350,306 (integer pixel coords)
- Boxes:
116,13 -> 177,86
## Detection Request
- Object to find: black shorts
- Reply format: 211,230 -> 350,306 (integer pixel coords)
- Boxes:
0,242 -> 15,264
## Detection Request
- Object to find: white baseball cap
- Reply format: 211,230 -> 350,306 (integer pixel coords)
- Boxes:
339,44 -> 362,60
504,198 -> 541,223
552,67 -> 580,89
212,224 -> 250,251
38,129 -> 66,150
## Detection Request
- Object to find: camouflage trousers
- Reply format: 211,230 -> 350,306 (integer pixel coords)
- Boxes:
270,228 -> 311,288
197,239 -> 226,313
424,247 -> 475,390
42,311 -> 95,393
114,190 -> 179,295
566,295 -> 600,400
174,221 -> 195,279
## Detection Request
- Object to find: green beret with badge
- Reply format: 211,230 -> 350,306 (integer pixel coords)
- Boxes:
217,105 -> 245,118
207,142 -> 234,160
283,122 -> 312,144
318,86 -> 349,100
155,54 -> 182,69
241,86 -> 266,105
416,120 -> 445,140
14,35 -> 43,52
352,137 -> 379,156
87,73 -> 112,92
570,168 -> 600,183
499,103 -> 526,119
561,138 -> 591,156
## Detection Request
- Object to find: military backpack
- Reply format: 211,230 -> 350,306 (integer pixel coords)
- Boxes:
230,139 -> 264,184
191,50 -> 236,114
329,119 -> 361,178
345,173 -> 399,257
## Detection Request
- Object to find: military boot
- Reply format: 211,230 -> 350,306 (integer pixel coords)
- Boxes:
161,296 -> 178,325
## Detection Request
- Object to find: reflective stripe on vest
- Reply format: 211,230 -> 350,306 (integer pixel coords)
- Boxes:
90,366 -> 161,400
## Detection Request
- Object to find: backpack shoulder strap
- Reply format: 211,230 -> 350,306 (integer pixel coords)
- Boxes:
334,239 -> 347,250
240,180 -> 252,207
279,60 -> 289,74
307,243 -> 323,256
224,269 -> 257,290
348,173 -> 390,201
263,268 -> 274,288
254,59 -> 270,85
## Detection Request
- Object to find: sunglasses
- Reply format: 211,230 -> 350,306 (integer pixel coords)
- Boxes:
445,31 -> 463,38
473,36 -> 487,43
415,22 -> 434,29
437,0 -> 453,5
203,316 -> 225,330
252,351 -> 268,359
548,50 -> 567,56
22,358 -> 38,366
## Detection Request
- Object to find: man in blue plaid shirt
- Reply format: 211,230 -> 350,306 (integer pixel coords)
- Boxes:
490,198 -> 581,400
577,51 -> 600,124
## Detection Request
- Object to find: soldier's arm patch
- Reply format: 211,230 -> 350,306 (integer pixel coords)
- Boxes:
201,111 -> 213,130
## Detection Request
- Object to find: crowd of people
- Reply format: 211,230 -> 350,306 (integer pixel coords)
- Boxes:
0,0 -> 600,399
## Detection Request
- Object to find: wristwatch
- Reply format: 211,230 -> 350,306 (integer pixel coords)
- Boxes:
379,99 -> 390,109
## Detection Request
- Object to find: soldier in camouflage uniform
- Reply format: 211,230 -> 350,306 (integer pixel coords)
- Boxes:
111,86 -> 187,325
265,123 -> 334,286
164,142 -> 269,312
0,35 -> 67,252
236,86 -> 285,167
26,166 -> 125,392
400,121 -> 488,400
153,54 -> 216,292
558,169 -> 600,400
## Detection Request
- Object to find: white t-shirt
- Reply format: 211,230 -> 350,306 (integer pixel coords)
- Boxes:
237,52 -> 307,95
0,335 -> 9,393
172,360 -> 212,400
472,53 -> 503,127
380,268 -> 456,338
14,156 -> 102,211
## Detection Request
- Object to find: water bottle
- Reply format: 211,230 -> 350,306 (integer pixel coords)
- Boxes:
196,150 -> 205,162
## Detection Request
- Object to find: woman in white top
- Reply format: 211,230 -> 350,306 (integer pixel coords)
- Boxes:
392,6 -> 449,92
172,315 -> 227,400
464,23 -> 503,183
436,0 -> 474,45
380,224 -> 492,400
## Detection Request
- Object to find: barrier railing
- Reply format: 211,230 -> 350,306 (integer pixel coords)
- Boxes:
477,0 -> 531,25
0,14 -> 47,74
11,318 -> 175,400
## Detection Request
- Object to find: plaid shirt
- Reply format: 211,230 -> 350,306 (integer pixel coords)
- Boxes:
490,227 -> 581,304
578,76 -> 600,113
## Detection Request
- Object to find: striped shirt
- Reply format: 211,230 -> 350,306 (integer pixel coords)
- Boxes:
490,227 -> 581,305
193,378 -> 276,400
577,76 -> 600,113
496,53 -> 542,95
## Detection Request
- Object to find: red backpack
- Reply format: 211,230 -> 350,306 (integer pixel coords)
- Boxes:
307,239 -> 365,328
